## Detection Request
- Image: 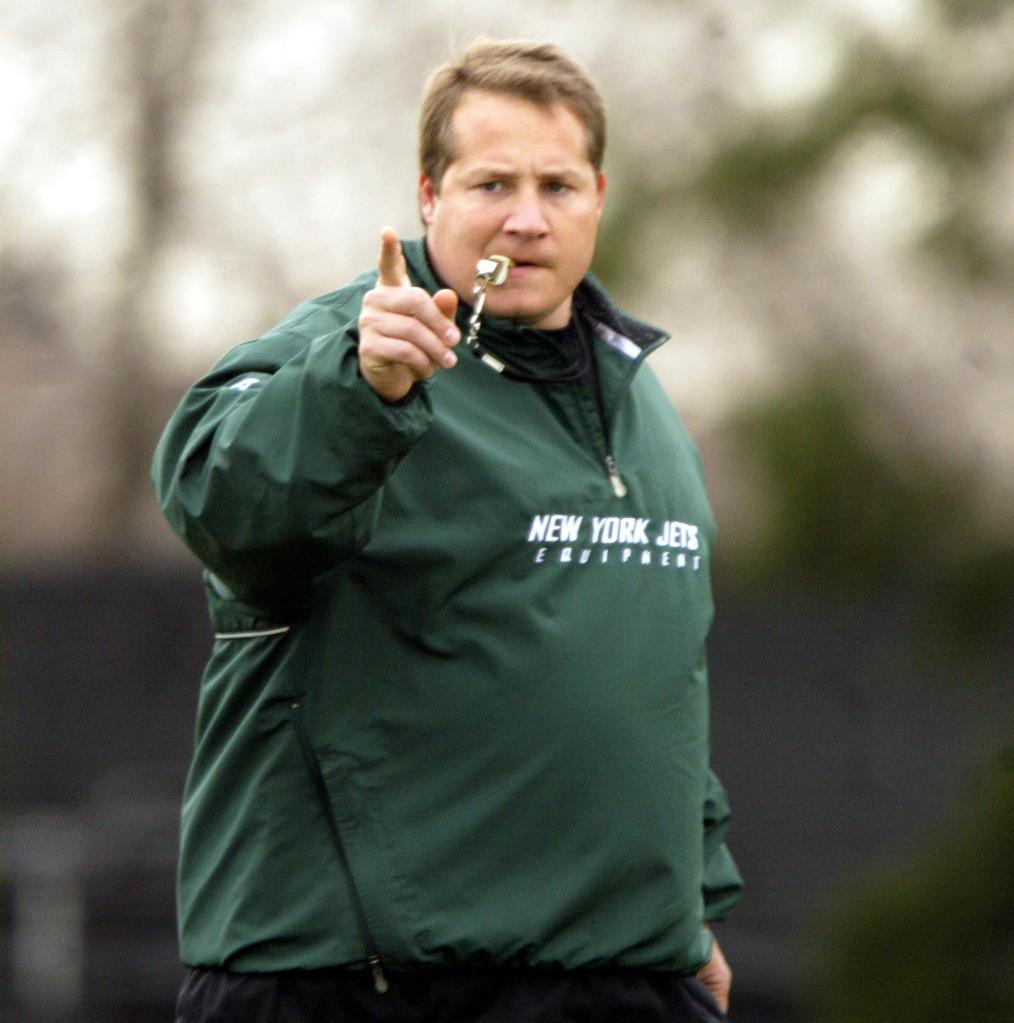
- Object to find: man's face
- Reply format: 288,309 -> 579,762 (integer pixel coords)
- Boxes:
420,90 -> 606,330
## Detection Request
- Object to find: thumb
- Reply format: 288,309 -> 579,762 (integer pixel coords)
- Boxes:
377,226 -> 409,287
433,287 -> 459,323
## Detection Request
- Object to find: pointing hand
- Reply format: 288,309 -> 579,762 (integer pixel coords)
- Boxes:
357,227 -> 460,402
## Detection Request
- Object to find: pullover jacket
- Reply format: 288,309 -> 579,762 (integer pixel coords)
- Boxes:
152,238 -> 743,983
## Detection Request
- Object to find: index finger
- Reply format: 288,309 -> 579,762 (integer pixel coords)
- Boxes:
377,226 -> 409,287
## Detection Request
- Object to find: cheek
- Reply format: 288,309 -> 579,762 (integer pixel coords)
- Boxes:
441,202 -> 487,239
465,206 -> 504,236
559,217 -> 597,255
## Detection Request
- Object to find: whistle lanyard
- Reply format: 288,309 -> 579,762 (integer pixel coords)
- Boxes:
463,256 -> 591,384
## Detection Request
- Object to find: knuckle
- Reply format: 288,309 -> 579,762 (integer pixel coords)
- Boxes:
392,340 -> 425,367
358,302 -> 383,324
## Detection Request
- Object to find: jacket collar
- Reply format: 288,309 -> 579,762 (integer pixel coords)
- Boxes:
400,237 -> 669,374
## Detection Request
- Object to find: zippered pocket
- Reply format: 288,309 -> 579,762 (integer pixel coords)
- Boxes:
287,699 -> 389,994
214,625 -> 291,640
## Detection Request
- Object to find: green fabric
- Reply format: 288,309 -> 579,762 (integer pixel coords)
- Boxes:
152,238 -> 742,976
702,769 -> 744,921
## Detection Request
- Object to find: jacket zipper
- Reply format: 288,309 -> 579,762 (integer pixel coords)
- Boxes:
288,699 -> 389,994
604,454 -> 628,498
579,325 -> 629,500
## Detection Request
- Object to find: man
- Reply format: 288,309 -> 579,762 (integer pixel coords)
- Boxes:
155,39 -> 742,1023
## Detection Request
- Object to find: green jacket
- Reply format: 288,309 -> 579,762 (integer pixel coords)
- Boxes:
152,238 -> 742,983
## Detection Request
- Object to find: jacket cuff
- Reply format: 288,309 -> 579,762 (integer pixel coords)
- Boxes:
377,381 -> 423,408
702,842 -> 744,921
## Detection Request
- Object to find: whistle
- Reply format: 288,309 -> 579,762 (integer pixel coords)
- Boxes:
464,255 -> 515,371
475,255 -> 514,287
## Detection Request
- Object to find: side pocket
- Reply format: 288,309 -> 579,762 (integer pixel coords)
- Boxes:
204,567 -> 304,640
287,699 -> 389,995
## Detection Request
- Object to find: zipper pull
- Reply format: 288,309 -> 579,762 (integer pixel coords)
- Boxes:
370,954 -> 389,994
605,454 -> 628,498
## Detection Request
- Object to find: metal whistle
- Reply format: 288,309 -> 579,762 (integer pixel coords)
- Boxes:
465,255 -> 515,367
475,255 -> 513,287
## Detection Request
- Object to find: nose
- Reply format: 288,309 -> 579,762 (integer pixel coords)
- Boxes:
503,188 -> 549,238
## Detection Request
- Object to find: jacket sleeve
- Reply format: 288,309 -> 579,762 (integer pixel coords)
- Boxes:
702,767 -> 744,921
151,316 -> 433,604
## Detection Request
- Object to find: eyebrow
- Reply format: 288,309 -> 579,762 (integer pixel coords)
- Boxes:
464,165 -> 585,184
462,164 -> 517,179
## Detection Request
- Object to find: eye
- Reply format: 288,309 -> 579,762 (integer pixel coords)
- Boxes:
545,181 -> 573,195
477,181 -> 506,193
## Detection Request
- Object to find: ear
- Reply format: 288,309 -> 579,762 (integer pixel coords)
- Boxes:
594,172 -> 607,218
419,173 -> 438,226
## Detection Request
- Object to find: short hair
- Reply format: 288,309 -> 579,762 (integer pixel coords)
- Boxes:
419,39 -> 606,189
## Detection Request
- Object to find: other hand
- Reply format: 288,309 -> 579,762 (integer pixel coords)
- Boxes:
357,226 -> 460,402
696,930 -> 732,1015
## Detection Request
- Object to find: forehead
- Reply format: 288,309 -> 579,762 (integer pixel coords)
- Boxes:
447,89 -> 592,168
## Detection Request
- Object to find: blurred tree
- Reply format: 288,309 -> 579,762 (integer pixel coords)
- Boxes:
720,357 -> 967,589
712,355 -> 1013,650
596,7 -> 1014,286
940,0 -> 1012,27
97,0 -> 208,548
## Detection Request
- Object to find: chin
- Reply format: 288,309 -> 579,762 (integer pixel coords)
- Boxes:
491,298 -> 565,328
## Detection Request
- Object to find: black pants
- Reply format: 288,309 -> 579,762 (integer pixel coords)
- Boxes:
176,966 -> 728,1022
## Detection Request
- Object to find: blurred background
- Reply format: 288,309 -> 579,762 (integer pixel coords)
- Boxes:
2,1 -> 1011,1020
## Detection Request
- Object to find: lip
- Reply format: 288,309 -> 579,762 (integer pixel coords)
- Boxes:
505,262 -> 546,277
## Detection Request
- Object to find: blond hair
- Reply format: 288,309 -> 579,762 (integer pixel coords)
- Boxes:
419,39 -> 606,188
